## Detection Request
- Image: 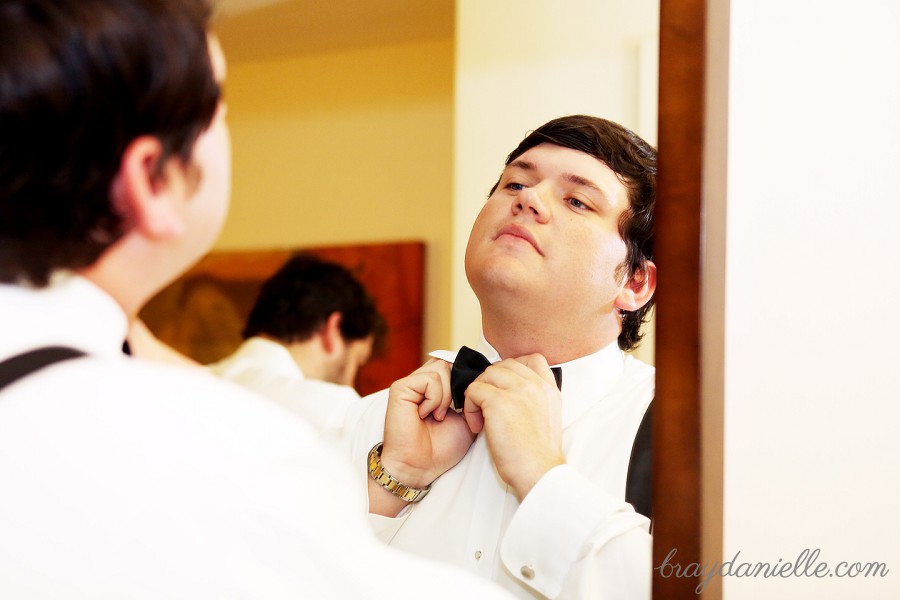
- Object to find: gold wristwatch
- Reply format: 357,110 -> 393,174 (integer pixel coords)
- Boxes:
367,442 -> 431,503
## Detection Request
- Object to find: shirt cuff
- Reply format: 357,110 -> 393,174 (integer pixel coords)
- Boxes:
367,511 -> 411,544
500,464 -> 648,598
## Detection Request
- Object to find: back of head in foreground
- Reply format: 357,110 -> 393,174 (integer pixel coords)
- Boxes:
0,0 -> 222,301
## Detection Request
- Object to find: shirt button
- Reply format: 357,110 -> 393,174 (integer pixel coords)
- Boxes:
520,565 -> 535,580
474,551 -> 482,560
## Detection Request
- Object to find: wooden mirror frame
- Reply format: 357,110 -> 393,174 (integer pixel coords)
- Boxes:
654,0 -> 720,597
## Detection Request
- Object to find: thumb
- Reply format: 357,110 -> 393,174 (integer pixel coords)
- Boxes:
463,397 -> 484,434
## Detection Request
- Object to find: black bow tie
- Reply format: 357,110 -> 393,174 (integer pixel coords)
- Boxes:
450,346 -> 562,412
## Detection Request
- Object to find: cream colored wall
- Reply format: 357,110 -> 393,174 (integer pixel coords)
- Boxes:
452,0 -> 659,362
710,1 -> 900,597
215,38 -> 454,354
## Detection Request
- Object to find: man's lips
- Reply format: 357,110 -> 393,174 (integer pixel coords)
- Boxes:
495,223 -> 542,254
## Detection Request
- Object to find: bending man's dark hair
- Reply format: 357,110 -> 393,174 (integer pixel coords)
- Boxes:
491,115 -> 657,352
243,254 -> 386,352
0,0 -> 219,286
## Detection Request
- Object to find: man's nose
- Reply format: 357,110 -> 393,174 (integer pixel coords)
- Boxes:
512,186 -> 550,223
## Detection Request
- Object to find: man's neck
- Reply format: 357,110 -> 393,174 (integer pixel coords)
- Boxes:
281,337 -> 330,382
77,235 -> 174,320
480,306 -> 621,366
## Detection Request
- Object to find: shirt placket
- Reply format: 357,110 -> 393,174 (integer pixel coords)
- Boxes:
462,434 -> 514,579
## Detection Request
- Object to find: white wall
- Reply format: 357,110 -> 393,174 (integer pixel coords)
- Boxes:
452,0 -> 659,358
714,1 -> 900,597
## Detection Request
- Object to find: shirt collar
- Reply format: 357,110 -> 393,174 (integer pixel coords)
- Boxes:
430,334 -> 625,428
235,337 -> 306,380
0,273 -> 129,359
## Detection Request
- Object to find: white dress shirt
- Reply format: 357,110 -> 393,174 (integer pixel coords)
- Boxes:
345,336 -> 655,600
0,275 -> 512,599
208,336 -> 361,442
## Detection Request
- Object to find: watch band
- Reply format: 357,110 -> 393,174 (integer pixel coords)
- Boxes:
367,442 -> 431,503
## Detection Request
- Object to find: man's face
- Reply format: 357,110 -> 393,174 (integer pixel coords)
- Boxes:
465,143 -> 633,324
329,335 -> 374,388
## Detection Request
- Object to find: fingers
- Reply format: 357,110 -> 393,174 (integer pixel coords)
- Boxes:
462,354 -> 558,428
463,400 -> 485,434
388,358 -> 454,421
397,354 -> 557,433
509,354 -> 558,387
460,354 -> 565,500
382,358 -> 478,489
476,355 -> 556,391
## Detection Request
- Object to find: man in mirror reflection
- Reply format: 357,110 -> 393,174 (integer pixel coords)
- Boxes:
0,1 -> 514,597
209,254 -> 385,439
346,115 -> 657,599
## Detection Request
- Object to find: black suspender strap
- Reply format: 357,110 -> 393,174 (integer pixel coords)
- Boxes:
0,346 -> 87,392
624,400 -> 653,521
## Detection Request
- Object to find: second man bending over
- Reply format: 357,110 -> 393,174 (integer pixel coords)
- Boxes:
209,255 -> 384,436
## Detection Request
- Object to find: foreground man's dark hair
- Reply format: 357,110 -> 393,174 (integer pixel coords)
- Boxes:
0,0 -> 219,286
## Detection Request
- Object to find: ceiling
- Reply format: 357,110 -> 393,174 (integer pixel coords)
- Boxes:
214,0 -> 454,62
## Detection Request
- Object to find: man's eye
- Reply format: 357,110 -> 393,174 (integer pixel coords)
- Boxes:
507,182 -> 525,191
567,197 -> 588,210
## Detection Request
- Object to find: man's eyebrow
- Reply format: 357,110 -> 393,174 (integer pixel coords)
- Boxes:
506,159 -> 536,172
508,160 -> 603,190
562,172 -> 604,195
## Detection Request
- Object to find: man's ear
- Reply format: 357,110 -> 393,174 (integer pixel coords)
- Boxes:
110,136 -> 187,239
614,260 -> 657,312
321,311 -> 346,355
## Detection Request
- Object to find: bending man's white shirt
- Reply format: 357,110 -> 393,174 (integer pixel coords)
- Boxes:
0,275 -> 511,599
208,336 -> 361,442
343,337 -> 654,599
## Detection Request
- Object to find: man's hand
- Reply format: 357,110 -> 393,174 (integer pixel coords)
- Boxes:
369,359 -> 476,517
463,354 -> 565,502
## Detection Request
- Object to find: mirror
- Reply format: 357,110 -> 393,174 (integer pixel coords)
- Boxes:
206,2 -> 706,598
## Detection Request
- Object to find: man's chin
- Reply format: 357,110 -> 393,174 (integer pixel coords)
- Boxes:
471,260 -> 542,296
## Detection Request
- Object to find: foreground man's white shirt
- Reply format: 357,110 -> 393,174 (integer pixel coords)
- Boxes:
0,275 -> 512,599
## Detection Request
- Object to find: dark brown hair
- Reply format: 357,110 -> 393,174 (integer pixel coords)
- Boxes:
0,0 -> 220,285
244,254 -> 387,354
